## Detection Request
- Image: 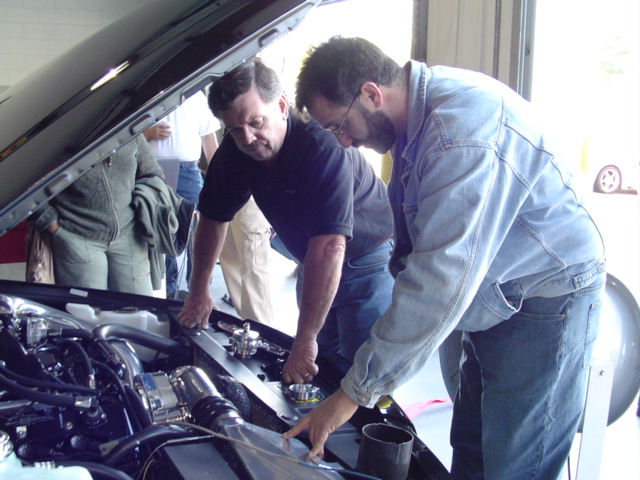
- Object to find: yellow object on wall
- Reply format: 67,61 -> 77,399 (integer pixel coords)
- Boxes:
381,152 -> 392,184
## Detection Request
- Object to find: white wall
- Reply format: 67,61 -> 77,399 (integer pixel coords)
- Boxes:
0,0 -> 153,90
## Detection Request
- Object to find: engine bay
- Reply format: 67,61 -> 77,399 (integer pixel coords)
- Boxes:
0,280 -> 449,480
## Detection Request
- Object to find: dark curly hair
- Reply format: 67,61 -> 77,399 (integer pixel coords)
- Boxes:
296,36 -> 404,112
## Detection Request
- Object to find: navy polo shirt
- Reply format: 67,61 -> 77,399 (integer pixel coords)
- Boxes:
199,113 -> 392,263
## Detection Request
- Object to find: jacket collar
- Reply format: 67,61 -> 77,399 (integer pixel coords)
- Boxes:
396,60 -> 431,167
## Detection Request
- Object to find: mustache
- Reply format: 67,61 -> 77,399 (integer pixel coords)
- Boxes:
241,141 -> 263,150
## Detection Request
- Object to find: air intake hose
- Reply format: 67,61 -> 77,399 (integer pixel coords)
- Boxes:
170,366 -> 241,429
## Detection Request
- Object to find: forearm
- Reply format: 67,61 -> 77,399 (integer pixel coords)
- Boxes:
201,133 -> 218,166
189,215 -> 227,293
178,216 -> 228,329
296,235 -> 345,340
281,234 -> 346,384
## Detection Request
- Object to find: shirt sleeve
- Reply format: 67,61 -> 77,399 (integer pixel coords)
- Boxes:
198,136 -> 251,222
28,203 -> 58,232
341,142 -> 530,407
135,135 -> 165,179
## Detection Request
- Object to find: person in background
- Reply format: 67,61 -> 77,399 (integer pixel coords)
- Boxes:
218,196 -> 275,325
285,36 -> 606,480
144,90 -> 218,300
29,135 -> 163,296
145,90 -> 275,324
178,58 -> 394,384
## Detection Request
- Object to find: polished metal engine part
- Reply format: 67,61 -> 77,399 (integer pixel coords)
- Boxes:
288,384 -> 321,403
231,323 -> 261,358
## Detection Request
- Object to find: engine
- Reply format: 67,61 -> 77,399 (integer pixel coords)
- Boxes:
0,286 -> 449,480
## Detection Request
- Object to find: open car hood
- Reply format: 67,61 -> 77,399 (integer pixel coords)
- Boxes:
0,0 -> 320,235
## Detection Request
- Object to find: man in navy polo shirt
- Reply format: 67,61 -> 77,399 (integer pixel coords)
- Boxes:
178,58 -> 394,385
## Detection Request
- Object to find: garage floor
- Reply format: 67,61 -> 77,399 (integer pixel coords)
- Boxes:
203,248 -> 639,480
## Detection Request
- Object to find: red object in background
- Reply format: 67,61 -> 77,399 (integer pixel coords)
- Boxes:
401,398 -> 452,420
0,221 -> 27,264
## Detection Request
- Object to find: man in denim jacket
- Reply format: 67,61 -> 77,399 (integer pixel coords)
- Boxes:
285,36 -> 606,480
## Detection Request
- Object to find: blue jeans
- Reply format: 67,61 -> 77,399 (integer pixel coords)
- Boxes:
450,273 -> 605,480
166,161 -> 202,293
297,240 -> 394,362
270,232 -> 298,263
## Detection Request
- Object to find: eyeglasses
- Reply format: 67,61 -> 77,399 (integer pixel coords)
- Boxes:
326,91 -> 359,136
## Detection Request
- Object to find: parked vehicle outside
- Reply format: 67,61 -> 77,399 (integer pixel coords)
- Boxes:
592,158 -> 639,194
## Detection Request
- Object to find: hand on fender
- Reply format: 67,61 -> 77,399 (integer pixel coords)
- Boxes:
178,289 -> 215,329
283,387 -> 359,458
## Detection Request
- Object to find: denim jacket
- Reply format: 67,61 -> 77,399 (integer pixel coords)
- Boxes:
342,61 -> 605,407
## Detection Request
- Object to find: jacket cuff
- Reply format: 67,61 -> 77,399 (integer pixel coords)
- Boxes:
29,205 -> 57,232
340,369 -> 380,409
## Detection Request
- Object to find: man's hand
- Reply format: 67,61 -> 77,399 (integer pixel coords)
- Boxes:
283,388 -> 359,458
178,289 -> 215,329
282,338 -> 319,384
144,122 -> 172,141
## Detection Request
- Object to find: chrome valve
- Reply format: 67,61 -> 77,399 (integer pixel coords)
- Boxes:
230,322 -> 261,358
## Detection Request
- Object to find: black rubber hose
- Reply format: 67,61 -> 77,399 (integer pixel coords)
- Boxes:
104,424 -> 191,467
212,374 -> 252,422
59,339 -> 94,387
0,364 -> 98,395
92,324 -> 182,356
123,384 -> 152,429
0,371 -> 78,407
57,461 -> 135,480
91,361 -> 143,433
60,328 -> 93,341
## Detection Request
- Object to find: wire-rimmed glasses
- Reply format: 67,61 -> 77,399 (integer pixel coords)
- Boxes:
325,91 -> 359,135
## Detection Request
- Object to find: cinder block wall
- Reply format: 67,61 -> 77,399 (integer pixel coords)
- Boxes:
0,0 -> 153,91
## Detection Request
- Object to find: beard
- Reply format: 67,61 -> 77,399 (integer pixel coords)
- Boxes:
353,104 -> 397,154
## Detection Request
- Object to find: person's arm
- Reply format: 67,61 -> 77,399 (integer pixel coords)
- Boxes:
200,133 -> 218,168
178,216 -> 228,329
281,233 -> 346,385
284,136 -> 538,454
143,122 -> 171,141
283,387 -> 358,458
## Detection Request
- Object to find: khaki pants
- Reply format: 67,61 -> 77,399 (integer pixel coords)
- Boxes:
219,197 -> 274,325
